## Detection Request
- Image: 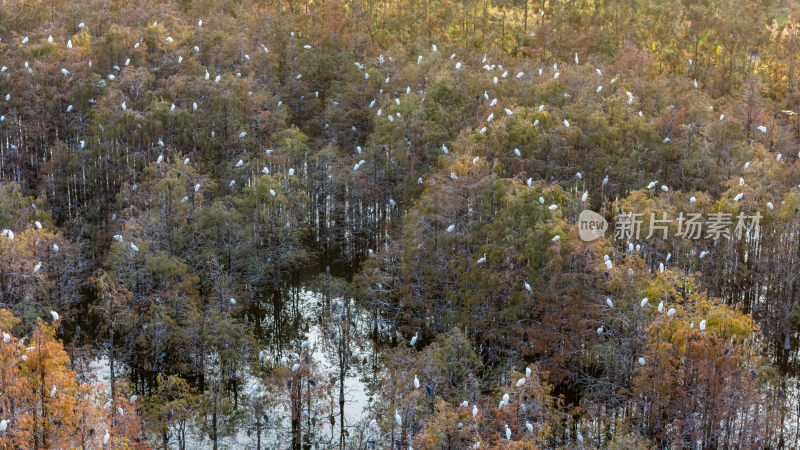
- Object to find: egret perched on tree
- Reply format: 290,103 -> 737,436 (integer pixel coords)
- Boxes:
477,253 -> 486,264
699,251 -> 709,259
446,224 -> 455,233
292,363 -> 300,372
472,404 -> 478,417
414,375 -> 420,389
700,320 -> 707,331
410,332 -> 418,346
104,430 -> 110,445
395,411 -> 402,426
605,298 -> 614,308
3,333 -> 10,343
667,308 -> 676,316
638,357 -> 646,366
505,424 -> 512,440
516,377 -> 525,387
658,301 -> 664,313
524,282 -> 532,292
50,311 -> 59,321
33,262 -> 41,274
130,243 -> 139,252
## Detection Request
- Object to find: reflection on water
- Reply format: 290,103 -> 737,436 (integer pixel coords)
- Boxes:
83,289 -> 378,449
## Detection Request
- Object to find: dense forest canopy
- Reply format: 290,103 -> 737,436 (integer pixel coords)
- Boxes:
1,0 -> 800,447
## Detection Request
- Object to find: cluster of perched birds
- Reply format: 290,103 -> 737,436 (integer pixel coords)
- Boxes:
0,8 -> 785,446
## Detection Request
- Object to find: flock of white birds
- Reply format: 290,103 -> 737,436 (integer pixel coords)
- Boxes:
0,10 -> 786,446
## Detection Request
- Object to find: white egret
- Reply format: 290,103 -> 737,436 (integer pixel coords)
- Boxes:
33,262 -> 41,274
50,311 -> 59,321
130,243 -> 139,252
700,320 -> 706,331
638,357 -> 645,366
414,375 -> 420,389
548,204 -> 558,211
477,253 -> 487,264
505,424 -> 511,440
446,224 -> 455,233
104,430 -> 110,445
517,377 -> 526,387
410,332 -> 418,346
524,282 -> 532,292
667,308 -> 676,316
605,298 -> 614,308
640,298 -> 649,307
